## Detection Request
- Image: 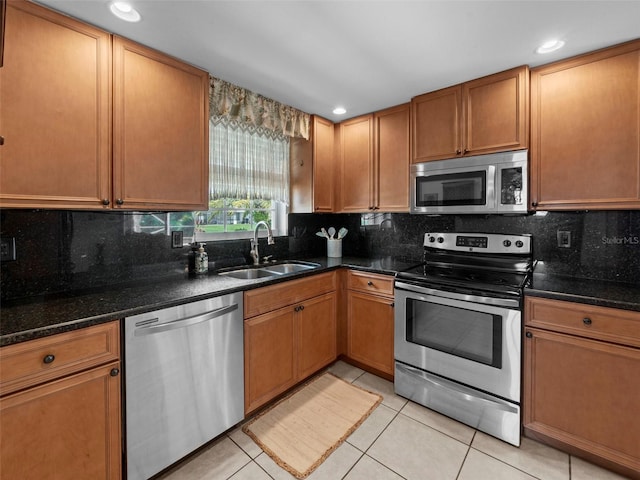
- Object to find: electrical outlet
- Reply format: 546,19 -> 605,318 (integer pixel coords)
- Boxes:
557,230 -> 572,248
1,237 -> 17,261
171,231 -> 184,248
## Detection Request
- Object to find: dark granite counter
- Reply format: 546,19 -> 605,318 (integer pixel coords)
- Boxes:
526,263 -> 640,312
0,256 -> 419,347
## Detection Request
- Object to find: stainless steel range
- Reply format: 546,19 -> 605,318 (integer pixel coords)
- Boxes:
394,232 -> 533,446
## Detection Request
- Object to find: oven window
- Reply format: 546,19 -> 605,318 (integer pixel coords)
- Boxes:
406,299 -> 502,368
416,171 -> 486,206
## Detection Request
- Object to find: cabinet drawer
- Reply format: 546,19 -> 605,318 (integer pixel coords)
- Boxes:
347,270 -> 394,297
525,296 -> 640,348
244,271 -> 337,318
0,321 -> 120,396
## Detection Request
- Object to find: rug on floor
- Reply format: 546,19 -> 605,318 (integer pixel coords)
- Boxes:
242,372 -> 383,479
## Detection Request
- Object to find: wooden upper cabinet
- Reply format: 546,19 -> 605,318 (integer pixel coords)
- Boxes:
312,116 -> 336,212
0,0 -> 112,209
412,66 -> 529,163
338,103 -> 410,212
291,116 -> 336,213
530,40 -> 640,210
112,37 -> 209,211
0,2 -> 209,211
412,86 -> 461,163
340,114 -> 374,212
375,103 -> 410,212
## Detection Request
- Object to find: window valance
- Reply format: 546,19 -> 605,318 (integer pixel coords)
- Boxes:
209,76 -> 310,140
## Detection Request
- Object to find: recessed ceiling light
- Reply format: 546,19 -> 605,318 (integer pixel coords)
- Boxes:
536,39 -> 565,54
333,107 -> 347,115
110,1 -> 141,22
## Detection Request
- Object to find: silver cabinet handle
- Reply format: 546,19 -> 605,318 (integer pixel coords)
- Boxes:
134,303 -> 238,336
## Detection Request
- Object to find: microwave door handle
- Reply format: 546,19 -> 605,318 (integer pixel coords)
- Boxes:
487,165 -> 496,210
400,364 -> 518,414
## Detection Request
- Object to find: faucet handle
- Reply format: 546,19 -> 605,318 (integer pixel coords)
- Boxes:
262,255 -> 273,263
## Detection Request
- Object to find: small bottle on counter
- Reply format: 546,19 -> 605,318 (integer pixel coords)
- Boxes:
187,243 -> 198,275
195,243 -> 208,274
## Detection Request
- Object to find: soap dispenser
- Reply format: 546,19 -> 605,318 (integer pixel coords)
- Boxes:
195,243 -> 208,274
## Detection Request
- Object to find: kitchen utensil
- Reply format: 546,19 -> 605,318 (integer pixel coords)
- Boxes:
328,227 -> 336,239
337,228 -> 348,239
321,227 -> 329,238
316,231 -> 328,238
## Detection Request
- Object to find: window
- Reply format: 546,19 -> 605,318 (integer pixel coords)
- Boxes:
193,117 -> 290,241
193,197 -> 288,241
132,116 -> 290,244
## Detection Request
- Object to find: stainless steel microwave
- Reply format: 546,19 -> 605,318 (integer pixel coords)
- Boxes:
411,150 -> 528,214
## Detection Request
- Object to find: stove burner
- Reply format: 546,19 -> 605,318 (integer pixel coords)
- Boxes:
396,232 -> 533,299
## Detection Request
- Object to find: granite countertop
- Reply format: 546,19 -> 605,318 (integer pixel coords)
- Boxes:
525,263 -> 640,313
4,254 -> 638,347
0,256 -> 420,347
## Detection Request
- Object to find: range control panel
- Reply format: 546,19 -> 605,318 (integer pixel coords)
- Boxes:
424,232 -> 532,254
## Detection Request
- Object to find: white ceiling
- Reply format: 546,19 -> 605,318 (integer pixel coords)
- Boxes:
36,0 -> 640,122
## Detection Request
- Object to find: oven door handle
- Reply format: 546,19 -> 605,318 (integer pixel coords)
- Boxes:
397,363 -> 519,414
394,281 -> 520,309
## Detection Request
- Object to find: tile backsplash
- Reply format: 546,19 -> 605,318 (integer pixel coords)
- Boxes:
1,209 -> 638,301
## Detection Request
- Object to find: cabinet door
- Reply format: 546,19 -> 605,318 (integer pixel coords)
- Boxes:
340,114 -> 374,212
0,0 -> 111,209
289,135 -> 313,213
463,65 -> 529,156
530,40 -> 640,210
0,362 -> 121,480
312,116 -> 335,212
524,328 -> 640,475
347,290 -> 395,376
411,85 -> 462,163
375,104 -> 410,212
297,292 -> 337,379
244,308 -> 296,413
113,36 -> 209,211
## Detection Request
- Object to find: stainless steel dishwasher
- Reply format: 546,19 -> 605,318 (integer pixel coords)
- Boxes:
124,292 -> 244,480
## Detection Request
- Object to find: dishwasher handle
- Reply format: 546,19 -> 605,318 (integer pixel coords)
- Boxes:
133,303 -> 239,336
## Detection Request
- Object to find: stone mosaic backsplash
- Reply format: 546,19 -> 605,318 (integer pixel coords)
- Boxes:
1,209 -> 638,301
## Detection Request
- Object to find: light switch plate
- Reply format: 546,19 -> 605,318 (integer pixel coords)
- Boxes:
1,237 -> 17,261
557,230 -> 572,248
171,231 -> 184,248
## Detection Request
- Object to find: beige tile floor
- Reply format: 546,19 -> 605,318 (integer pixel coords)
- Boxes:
158,361 -> 630,480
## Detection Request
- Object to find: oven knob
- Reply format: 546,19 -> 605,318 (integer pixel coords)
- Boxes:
503,240 -> 512,247
429,236 -> 436,243
515,240 -> 524,248
437,237 -> 444,243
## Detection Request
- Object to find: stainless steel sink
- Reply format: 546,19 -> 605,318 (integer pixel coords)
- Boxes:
218,268 -> 277,280
262,263 -> 318,275
217,261 -> 320,280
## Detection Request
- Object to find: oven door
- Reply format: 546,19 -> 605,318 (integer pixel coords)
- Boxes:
394,281 -> 521,403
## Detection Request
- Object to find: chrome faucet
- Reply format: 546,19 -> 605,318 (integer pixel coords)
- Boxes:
250,221 -> 275,265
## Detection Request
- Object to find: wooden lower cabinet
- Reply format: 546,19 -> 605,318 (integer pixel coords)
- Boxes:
524,297 -> 640,478
0,322 -> 121,480
244,273 -> 337,414
347,291 -> 394,376
345,271 -> 395,378
297,293 -> 337,379
244,308 -> 297,414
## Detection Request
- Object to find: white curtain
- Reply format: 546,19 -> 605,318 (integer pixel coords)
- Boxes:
209,116 -> 290,204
